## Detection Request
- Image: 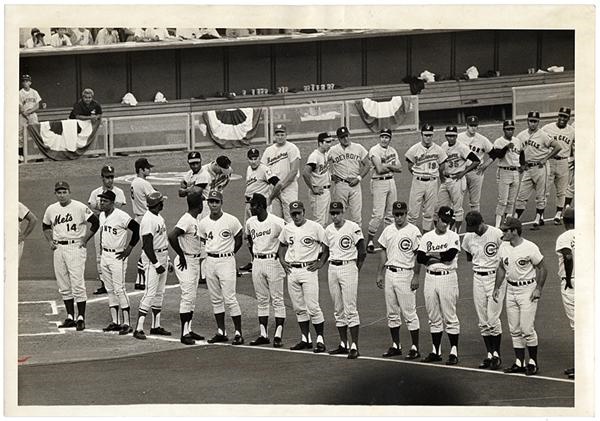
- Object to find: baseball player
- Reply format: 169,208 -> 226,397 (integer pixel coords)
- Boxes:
168,192 -> 206,345
88,164 -> 127,295
438,126 -> 481,233
405,124 -> 448,232
322,201 -> 367,359
178,151 -> 204,198
513,111 -> 562,229
416,206 -> 461,365
541,107 -> 575,224
133,191 -> 171,340
97,190 -> 140,335
493,217 -> 548,376
278,201 -> 328,353
456,115 -> 494,212
42,181 -> 99,331
198,190 -> 245,345
555,207 -> 575,379
302,132 -> 333,228
376,201 -> 422,360
130,157 -> 157,290
328,126 -> 370,226
564,121 -> 575,209
18,202 -> 38,264
19,74 -> 42,162
462,211 -> 505,370
245,193 -> 287,348
366,128 -> 402,252
262,123 -> 301,222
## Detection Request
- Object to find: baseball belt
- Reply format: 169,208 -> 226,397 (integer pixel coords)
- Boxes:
415,176 -> 437,182
553,156 -> 568,160
474,270 -> 496,276
54,240 -> 78,245
155,247 -> 169,253
289,262 -> 311,268
498,166 -> 519,171
184,252 -> 202,258
526,162 -> 544,169
207,252 -> 234,258
386,265 -> 413,272
427,269 -> 453,276
329,259 -> 356,266
313,185 -> 331,189
507,279 -> 536,287
102,248 -> 121,253
254,253 -> 277,259
372,175 -> 393,181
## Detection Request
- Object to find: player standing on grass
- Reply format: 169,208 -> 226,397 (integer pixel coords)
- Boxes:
302,132 -> 333,228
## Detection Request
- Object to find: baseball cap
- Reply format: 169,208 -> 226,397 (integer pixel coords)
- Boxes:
317,132 -> 331,143
187,151 -> 201,163
437,206 -> 455,223
21,74 -> 32,81
97,190 -> 116,202
466,116 -> 479,126
135,158 -> 154,172
216,155 -> 231,169
54,181 -> 70,191
329,201 -> 344,213
146,191 -> 166,207
392,201 -> 408,213
380,128 -> 392,138
465,210 -> 484,232
289,201 -> 305,213
527,111 -> 541,121
558,107 -> 572,117
274,123 -> 287,133
31,28 -> 45,37
500,216 -> 521,231
207,190 -> 223,202
247,148 -> 260,158
421,124 -> 434,135
101,165 -> 115,177
562,207 -> 574,223
445,126 -> 458,136
503,120 -> 516,129
336,126 -> 350,137
249,193 -> 267,208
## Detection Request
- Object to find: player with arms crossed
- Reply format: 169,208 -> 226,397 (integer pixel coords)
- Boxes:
18,202 -> 38,264
178,151 -> 204,198
302,132 -> 333,228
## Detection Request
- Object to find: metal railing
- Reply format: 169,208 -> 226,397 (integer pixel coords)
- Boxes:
512,82 -> 574,121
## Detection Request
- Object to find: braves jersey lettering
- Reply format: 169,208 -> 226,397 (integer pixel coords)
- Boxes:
245,214 -> 286,254
175,213 -> 202,255
261,142 -> 301,181
457,132 -> 493,161
461,226 -> 504,271
405,143 -> 447,178
498,239 -> 543,281
140,211 -> 168,250
198,212 -> 242,254
542,123 -> 575,159
43,200 -> 93,241
279,219 -> 325,262
555,229 -> 575,278
324,220 -> 363,260
378,222 -> 422,267
418,229 -> 460,271
99,208 -> 132,250
328,143 -> 368,179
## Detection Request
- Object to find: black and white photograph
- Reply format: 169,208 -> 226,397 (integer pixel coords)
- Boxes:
5,3 -> 595,417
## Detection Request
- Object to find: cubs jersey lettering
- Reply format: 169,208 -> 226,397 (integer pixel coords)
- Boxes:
43,200 -> 93,241
377,222 -> 422,268
261,142 -> 301,181
130,177 -> 155,217
555,229 -> 575,279
245,163 -> 273,198
461,226 -> 504,271
441,141 -> 472,175
328,143 -> 368,179
88,186 -> 127,210
405,143 -> 447,178
324,220 -> 364,260
418,229 -> 460,271
245,214 -> 286,255
19,88 -> 42,113
369,144 -> 400,178
542,123 -> 575,159
498,239 -> 543,281
457,132 -> 493,161
306,149 -> 331,187
279,219 -> 325,262
139,211 -> 168,251
516,129 -> 557,162
493,136 -> 522,168
99,208 -> 133,250
198,212 -> 242,254
175,212 -> 202,255
197,162 -> 232,199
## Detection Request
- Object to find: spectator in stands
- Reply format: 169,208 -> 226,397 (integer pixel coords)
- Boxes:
95,27 -> 119,45
70,28 -> 93,46
19,74 -> 42,162
133,27 -> 171,41
50,28 -> 72,47
117,28 -> 136,42
225,28 -> 257,37
69,88 -> 102,121
24,28 -> 47,48
198,28 -> 221,39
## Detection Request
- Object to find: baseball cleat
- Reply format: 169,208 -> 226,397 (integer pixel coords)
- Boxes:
530,222 -> 540,230
150,327 -> 172,336
539,218 -> 545,226
479,358 -> 492,369
554,216 -> 562,225
405,349 -> 421,360
119,325 -> 133,335
198,278 -> 207,285
564,367 -> 574,375
232,334 -> 245,345
180,334 -> 196,345
382,347 -> 402,358
250,336 -> 270,346
347,349 -> 359,359
568,372 -> 575,380
207,333 -> 229,343
422,353 -> 442,363
188,331 -> 205,341
76,319 -> 86,331
445,354 -> 459,365
525,363 -> 538,376
58,318 -> 77,328
273,337 -> 283,348
290,341 -> 312,351
102,322 -> 121,332
366,241 -> 376,254
238,262 -> 253,272
504,363 -> 526,373
490,356 -> 502,370
133,330 -> 147,340
94,286 -> 107,295
328,345 -> 349,355
134,284 -> 146,290
313,342 -> 327,353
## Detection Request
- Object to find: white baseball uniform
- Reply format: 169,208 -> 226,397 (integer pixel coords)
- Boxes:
19,87 -> 41,148
493,135 -> 522,219
439,141 -> 471,222
368,143 -> 399,237
555,229 -> 575,330
18,202 -> 32,262
329,142 -> 368,226
306,149 -> 331,227
130,176 -> 155,287
262,141 -> 301,222
138,210 -> 170,313
174,212 -> 202,313
457,132 -> 493,211
542,122 -> 575,209
244,163 -> 273,223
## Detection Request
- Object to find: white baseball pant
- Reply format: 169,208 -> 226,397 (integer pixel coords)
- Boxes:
565,160 -> 574,200
384,267 -> 420,330
252,258 -> 286,318
327,262 -> 360,327
287,266 -> 324,324
408,177 -> 438,231
465,171 -> 484,211
100,251 -> 131,310
560,278 -> 574,330
368,178 -> 396,236
94,233 -> 102,280
505,282 -> 538,348
309,187 -> 331,228
496,168 -> 520,217
515,164 -> 548,211
53,243 -> 87,302
473,272 -> 505,336
333,181 -> 363,226
546,158 -> 569,208
437,177 -> 466,222
271,181 -> 298,223
423,271 -> 459,334
174,254 -> 201,313
19,241 -> 24,263
205,256 -> 241,316
138,250 -> 169,312
19,113 -> 38,148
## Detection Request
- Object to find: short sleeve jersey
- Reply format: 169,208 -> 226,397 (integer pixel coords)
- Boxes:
306,149 -> 331,187
441,141 -> 472,175
377,222 -> 422,268
19,88 -> 42,114
279,219 -> 325,263
130,177 -> 155,217
555,229 -> 575,279
516,128 -> 558,162
139,211 -> 168,251
261,141 -> 301,181
461,226 -> 504,272
498,239 -> 544,282
175,212 -> 202,255
99,208 -> 132,250
369,144 -> 400,178
245,214 -> 286,255
88,186 -> 127,212
198,212 -> 242,254
328,143 -> 368,179
542,122 -> 575,159
405,142 -> 447,178
43,200 -> 93,241
418,229 -> 460,271
196,162 -> 232,199
493,136 -> 522,168
245,163 -> 273,198
182,169 -> 205,188
324,220 -> 364,260
457,132 -> 493,161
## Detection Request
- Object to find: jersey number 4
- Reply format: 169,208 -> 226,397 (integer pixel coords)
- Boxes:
66,223 -> 77,232
207,231 -> 214,240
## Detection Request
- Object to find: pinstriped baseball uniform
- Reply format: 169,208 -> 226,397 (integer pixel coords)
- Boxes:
244,163 -> 273,223
262,142 -> 301,222
368,143 -> 399,236
195,162 -> 233,220
462,226 -> 505,336
138,211 -> 169,313
493,135 -> 522,219
173,212 -> 202,313
329,143 -> 368,226
306,149 -> 331,227
245,214 -> 286,318
324,220 -> 363,328
457,132 -> 493,211
378,222 -> 422,330
555,229 -> 575,329
542,122 -> 575,209
439,141 -> 471,222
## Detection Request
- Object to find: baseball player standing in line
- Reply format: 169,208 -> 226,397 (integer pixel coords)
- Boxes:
245,193 -> 287,347
493,217 -> 548,376
328,126 -> 370,227
376,201 -> 422,360
178,151 -> 204,198
416,206 -> 461,365
438,126 -> 481,233
278,201 -> 328,353
97,190 -> 139,335
42,181 -> 99,331
168,192 -> 206,345
462,211 -> 505,370
555,207 -> 575,379
456,116 -> 494,212
198,190 -> 245,345
133,191 -> 171,340
541,107 -> 575,224
322,201 -> 367,359
513,111 -> 562,229
405,124 -> 447,232
302,132 -> 333,228
262,124 -> 301,222
19,74 -> 42,163
366,128 -> 402,252
564,121 -> 575,209
130,158 -> 157,290
88,164 -> 127,295
18,202 -> 38,264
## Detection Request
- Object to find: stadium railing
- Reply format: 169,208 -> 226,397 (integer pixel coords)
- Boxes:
512,82 -> 575,121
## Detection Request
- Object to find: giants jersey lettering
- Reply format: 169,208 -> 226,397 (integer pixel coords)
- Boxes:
130,177 -> 155,217
542,123 -> 575,159
245,163 -> 273,198
493,136 -> 522,168
324,220 -> 364,260
457,132 -> 493,161
175,212 -> 202,255
405,143 -> 447,178
261,142 -> 301,181
279,219 -> 325,262
197,162 -> 232,199
461,226 -> 504,271
377,222 -> 421,268
555,229 -> 575,279
306,149 -> 331,187
418,229 -> 460,271
198,212 -> 242,254
43,200 -> 93,241
245,214 -> 286,255
498,239 -> 543,282
99,208 -> 132,250
328,143 -> 368,179
441,141 -> 471,175
88,186 -> 127,211
182,169 -> 205,188
516,128 -> 558,162
369,144 -> 400,178
139,211 -> 168,250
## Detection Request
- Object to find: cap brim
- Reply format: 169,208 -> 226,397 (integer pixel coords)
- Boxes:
290,209 -> 304,214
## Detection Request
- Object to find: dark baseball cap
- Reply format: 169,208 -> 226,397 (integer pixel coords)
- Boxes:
54,181 -> 70,191
21,74 -> 32,81
527,111 -> 541,121
31,28 -> 44,37
289,201 -> 305,213
445,126 -> 458,135
329,201 -> 344,213
421,124 -> 434,134
247,148 -> 260,158
250,193 -> 267,208
216,155 -> 231,169
317,132 -> 331,143
146,191 -> 166,207
135,158 -> 154,171
558,107 -> 572,117
101,165 -> 115,176
503,120 -> 516,129
437,206 -> 455,223
466,115 -> 479,126
465,210 -> 484,232
562,207 -> 574,223
207,190 -> 223,202
500,216 -> 522,231
392,201 -> 408,213
187,151 -> 201,163
274,123 -> 286,133
380,128 -> 392,138
97,190 -> 116,202
336,126 -> 349,137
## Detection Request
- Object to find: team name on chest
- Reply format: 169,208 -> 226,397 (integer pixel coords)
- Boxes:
415,154 -> 438,165
250,228 -> 272,239
523,139 -> 541,149
156,225 -> 167,235
266,152 -> 289,165
552,134 -> 572,145
330,152 -> 361,163
469,145 -> 483,154
102,225 -> 118,235
426,241 -> 447,252
54,213 -> 73,225
381,154 -> 397,164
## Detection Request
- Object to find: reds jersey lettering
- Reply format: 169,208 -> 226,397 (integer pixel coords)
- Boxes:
279,219 -> 325,262
198,212 -> 242,254
498,239 -> 543,281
